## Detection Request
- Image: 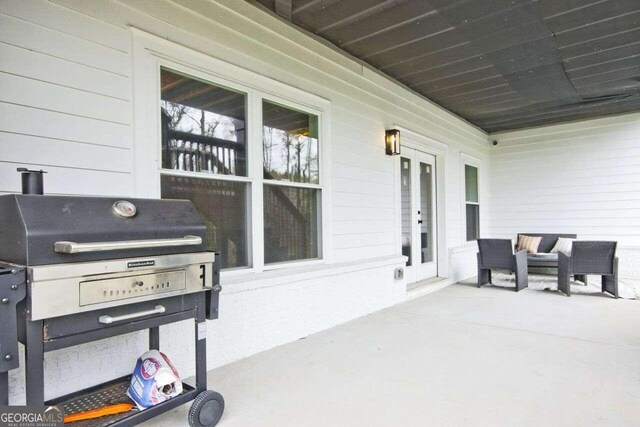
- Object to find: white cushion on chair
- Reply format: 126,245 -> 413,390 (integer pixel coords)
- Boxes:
550,237 -> 575,255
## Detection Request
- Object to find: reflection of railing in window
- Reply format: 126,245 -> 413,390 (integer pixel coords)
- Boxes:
161,107 -> 244,175
263,180 -> 310,263
162,118 -> 311,263
163,129 -> 244,176
160,175 -> 245,268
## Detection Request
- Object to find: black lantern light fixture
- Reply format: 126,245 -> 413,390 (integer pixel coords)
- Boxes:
385,129 -> 401,156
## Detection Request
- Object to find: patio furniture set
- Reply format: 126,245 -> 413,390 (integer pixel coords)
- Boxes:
476,233 -> 619,298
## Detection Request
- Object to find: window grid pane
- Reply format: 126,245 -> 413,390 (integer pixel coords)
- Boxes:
465,164 -> 478,203
400,158 -> 412,266
160,68 -> 247,177
420,162 -> 434,264
466,204 -> 479,241
263,185 -> 319,264
262,101 -> 319,185
161,175 -> 249,269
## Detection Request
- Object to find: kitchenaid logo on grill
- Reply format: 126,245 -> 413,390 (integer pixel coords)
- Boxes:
127,260 -> 155,268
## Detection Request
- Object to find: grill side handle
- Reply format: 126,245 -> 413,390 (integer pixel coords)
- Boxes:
206,252 -> 222,320
53,235 -> 202,254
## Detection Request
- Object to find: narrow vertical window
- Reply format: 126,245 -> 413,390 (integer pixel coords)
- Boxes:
262,100 -> 321,264
400,157 -> 412,266
465,164 -> 479,241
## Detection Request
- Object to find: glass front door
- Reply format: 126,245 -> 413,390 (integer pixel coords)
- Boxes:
401,149 -> 438,283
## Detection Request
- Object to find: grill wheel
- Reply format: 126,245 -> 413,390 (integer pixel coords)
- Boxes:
189,390 -> 225,427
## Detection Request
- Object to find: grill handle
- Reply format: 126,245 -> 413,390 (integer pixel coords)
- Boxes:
54,235 -> 202,254
98,305 -> 166,324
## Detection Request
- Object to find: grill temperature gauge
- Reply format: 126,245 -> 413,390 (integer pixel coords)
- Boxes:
112,200 -> 137,218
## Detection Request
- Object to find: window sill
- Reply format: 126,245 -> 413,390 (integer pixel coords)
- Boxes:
450,243 -> 478,254
220,255 -> 406,294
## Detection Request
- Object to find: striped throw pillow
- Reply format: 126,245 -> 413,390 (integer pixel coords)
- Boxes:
516,235 -> 542,253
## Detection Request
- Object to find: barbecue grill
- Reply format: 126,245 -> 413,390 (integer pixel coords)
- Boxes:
0,169 -> 224,426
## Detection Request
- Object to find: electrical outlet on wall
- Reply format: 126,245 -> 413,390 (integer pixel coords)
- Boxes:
394,268 -> 404,280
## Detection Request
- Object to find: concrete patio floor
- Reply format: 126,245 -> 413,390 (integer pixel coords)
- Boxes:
148,281 -> 640,426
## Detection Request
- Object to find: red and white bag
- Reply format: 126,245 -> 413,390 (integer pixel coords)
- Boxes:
127,350 -> 183,410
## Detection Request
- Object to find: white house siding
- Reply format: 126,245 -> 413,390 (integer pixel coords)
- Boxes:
489,112 -> 640,280
0,0 -> 489,402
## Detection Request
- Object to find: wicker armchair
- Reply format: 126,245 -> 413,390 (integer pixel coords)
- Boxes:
477,239 -> 528,291
557,241 -> 618,298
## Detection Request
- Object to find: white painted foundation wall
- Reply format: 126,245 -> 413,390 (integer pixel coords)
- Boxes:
489,112 -> 640,280
0,0 -> 489,403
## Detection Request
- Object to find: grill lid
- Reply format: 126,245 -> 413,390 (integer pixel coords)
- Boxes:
0,195 -> 207,266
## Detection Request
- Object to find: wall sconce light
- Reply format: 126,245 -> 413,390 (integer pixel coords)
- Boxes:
385,129 -> 401,156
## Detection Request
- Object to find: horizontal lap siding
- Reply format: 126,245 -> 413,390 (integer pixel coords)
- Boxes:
0,2 -> 132,196
0,73 -> 130,124
0,163 -> 131,196
0,43 -> 130,99
489,113 -> 640,277
2,0 -> 490,403
330,106 -> 397,259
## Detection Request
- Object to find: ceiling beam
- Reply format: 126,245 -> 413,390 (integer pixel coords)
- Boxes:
275,0 -> 292,21
292,0 -> 321,16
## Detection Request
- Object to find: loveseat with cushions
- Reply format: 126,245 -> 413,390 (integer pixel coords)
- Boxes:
515,233 -> 577,268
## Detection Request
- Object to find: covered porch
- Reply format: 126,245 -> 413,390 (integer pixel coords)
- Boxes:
1,0 -> 639,425
149,282 -> 640,426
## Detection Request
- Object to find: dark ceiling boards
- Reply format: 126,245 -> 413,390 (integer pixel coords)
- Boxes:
250,0 -> 640,132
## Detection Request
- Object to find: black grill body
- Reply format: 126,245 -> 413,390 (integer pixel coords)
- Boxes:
0,195 -> 207,265
0,194 -> 223,426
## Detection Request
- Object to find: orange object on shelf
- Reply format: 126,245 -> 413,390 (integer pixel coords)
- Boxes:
63,403 -> 134,423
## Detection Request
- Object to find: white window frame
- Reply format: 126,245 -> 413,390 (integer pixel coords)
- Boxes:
460,153 -> 480,244
131,29 -> 332,278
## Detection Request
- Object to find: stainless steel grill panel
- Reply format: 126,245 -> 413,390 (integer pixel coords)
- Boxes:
79,270 -> 186,306
28,252 -> 214,321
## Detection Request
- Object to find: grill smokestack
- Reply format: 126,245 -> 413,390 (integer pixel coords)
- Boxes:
17,168 -> 46,195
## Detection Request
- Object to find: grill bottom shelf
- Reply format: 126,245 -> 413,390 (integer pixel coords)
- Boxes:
46,376 -> 195,427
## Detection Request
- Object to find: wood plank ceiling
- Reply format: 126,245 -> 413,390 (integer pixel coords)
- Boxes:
250,0 -> 640,132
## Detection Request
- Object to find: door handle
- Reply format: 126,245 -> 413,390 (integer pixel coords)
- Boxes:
417,220 -> 423,224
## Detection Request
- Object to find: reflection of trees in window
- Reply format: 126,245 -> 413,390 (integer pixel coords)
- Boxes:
262,101 -> 319,185
161,100 -> 239,142
263,126 -> 318,183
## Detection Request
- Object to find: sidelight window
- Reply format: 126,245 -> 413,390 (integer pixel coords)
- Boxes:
464,164 -> 480,241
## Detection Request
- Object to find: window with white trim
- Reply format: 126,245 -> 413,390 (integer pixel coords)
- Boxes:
464,164 -> 480,241
158,68 -> 323,269
262,100 -> 320,263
